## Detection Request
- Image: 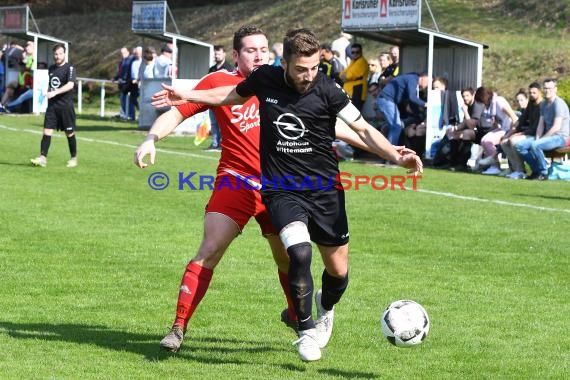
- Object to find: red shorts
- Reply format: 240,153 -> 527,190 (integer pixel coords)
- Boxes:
205,174 -> 275,235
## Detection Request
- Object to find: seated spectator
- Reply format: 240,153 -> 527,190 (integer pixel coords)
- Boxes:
515,78 -> 570,180
473,86 -> 518,175
500,83 -> 543,179
367,58 -> 382,86
1,61 -> 33,113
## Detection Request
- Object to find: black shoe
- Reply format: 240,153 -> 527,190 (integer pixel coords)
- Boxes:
536,174 -> 549,181
526,173 -> 539,180
449,164 -> 470,172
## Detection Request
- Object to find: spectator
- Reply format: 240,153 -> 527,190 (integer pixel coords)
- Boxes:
318,43 -> 343,86
5,61 -> 33,113
127,46 -> 142,121
474,86 -> 519,175
114,46 -> 131,119
271,42 -> 283,67
515,78 -> 570,180
387,45 -> 400,77
4,41 -> 24,69
367,58 -> 382,86
377,72 -> 429,146
206,45 -> 234,151
501,83 -> 543,179
441,86 -> 479,171
138,46 -> 156,84
340,43 -> 368,111
331,32 -> 352,68
153,45 -> 173,79
377,52 -> 394,88
24,41 -> 34,69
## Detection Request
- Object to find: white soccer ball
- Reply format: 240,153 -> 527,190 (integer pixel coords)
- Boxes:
380,300 -> 430,347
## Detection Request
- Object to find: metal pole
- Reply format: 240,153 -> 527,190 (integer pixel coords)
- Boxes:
77,80 -> 82,114
100,82 -> 105,117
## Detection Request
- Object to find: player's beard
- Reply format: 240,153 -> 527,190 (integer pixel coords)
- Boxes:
285,70 -> 315,94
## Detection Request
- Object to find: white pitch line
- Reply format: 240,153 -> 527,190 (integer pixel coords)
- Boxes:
0,124 -> 218,161
412,188 -> 570,214
2,124 -> 569,214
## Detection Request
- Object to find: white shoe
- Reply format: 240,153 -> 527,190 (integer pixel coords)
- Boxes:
506,171 -> 526,179
314,289 -> 334,348
292,329 -> 321,361
66,157 -> 78,168
482,165 -> 501,175
30,156 -> 47,167
478,155 -> 496,167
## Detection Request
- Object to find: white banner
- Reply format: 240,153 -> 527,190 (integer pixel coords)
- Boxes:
132,1 -> 166,34
341,0 -> 420,30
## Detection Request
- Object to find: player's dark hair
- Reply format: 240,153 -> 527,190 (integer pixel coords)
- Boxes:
233,25 -> 267,52
53,43 -> 66,53
283,28 -> 320,62
461,86 -> 475,95
213,45 -> 225,52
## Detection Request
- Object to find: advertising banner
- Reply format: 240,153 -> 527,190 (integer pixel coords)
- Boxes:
341,0 -> 420,30
132,1 -> 166,34
0,5 -> 27,34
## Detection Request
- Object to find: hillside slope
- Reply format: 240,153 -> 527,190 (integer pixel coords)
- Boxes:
23,0 -> 570,98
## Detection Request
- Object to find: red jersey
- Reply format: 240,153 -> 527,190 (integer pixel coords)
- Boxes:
176,70 -> 261,178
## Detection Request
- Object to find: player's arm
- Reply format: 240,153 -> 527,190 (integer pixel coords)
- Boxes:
133,108 -> 185,168
151,83 -> 249,108
334,118 -> 416,155
338,103 -> 423,174
47,81 -> 74,99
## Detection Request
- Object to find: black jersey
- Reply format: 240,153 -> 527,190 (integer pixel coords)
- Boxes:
236,65 -> 351,191
48,62 -> 76,108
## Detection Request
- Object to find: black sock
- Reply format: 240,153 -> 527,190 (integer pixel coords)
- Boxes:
40,135 -> 51,157
321,269 -> 349,311
67,135 -> 77,158
287,242 -> 315,331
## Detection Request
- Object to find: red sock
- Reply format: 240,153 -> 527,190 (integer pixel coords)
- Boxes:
173,261 -> 213,330
278,270 -> 298,321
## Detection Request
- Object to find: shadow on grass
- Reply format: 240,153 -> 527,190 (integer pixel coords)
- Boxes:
513,193 -> 570,202
0,321 -> 286,365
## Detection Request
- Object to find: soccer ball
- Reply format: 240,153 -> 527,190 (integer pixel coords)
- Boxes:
380,300 -> 430,347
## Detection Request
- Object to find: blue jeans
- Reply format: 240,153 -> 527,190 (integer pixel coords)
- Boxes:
209,109 -> 221,148
376,97 -> 402,145
515,134 -> 567,175
7,88 -> 33,111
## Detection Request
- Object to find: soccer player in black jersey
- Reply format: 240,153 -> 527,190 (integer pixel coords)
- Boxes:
152,28 -> 422,362
31,43 -> 77,168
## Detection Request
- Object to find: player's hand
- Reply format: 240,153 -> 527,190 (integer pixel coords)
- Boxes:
151,83 -> 187,108
134,139 -> 156,168
396,153 -> 423,176
393,145 -> 416,156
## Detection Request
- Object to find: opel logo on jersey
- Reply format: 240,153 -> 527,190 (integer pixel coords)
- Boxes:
50,76 -> 61,89
274,113 -> 306,140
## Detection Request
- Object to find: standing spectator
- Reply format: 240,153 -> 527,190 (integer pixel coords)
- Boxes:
331,32 -> 352,68
340,43 -> 368,111
23,41 -> 34,69
4,41 -> 24,69
367,58 -> 382,86
515,78 -> 570,180
377,72 -> 429,146
473,87 -> 518,175
138,46 -> 156,84
206,45 -> 234,151
153,45 -> 173,79
377,52 -> 394,88
387,45 -> 400,77
271,42 -> 283,67
318,43 -> 343,86
114,46 -> 131,119
127,46 -> 142,121
501,83 -> 543,179
30,44 -> 77,168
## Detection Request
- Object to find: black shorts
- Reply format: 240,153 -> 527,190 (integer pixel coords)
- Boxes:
44,106 -> 76,132
262,188 -> 349,247
474,127 -> 491,144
